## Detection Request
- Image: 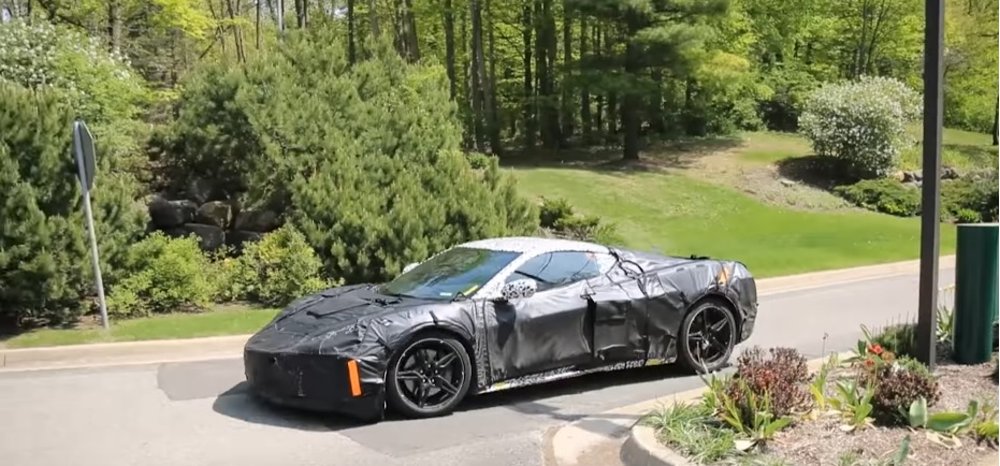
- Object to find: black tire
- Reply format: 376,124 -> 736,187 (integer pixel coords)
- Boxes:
677,299 -> 738,374
385,331 -> 472,418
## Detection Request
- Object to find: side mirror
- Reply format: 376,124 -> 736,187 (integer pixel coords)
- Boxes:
402,263 -> 419,274
499,279 -> 537,302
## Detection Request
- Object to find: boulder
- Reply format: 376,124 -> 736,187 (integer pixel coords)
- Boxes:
177,223 -> 225,251
195,201 -> 233,229
184,178 -> 228,205
233,209 -> 280,233
149,198 -> 197,228
225,230 -> 263,254
902,171 -> 923,183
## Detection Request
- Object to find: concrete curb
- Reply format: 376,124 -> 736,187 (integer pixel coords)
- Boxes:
0,255 -> 953,372
546,353 -> 851,466
0,334 -> 250,371
621,426 -> 692,466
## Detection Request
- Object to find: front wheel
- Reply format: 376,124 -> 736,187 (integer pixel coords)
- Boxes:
677,299 -> 737,373
385,332 -> 472,418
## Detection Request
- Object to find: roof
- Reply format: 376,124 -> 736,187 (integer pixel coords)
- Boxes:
457,236 -> 609,255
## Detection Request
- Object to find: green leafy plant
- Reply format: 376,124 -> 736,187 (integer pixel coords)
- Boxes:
972,399 -> 999,446
834,179 -> 920,217
907,397 -> 983,448
643,402 -> 737,464
936,306 -> 954,344
810,353 -> 840,414
107,233 -> 216,316
215,225 -> 336,307
716,378 -> 793,451
828,379 -> 875,432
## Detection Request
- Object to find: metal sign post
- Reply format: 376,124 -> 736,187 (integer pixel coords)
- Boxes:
73,121 -> 109,330
916,0 -> 944,370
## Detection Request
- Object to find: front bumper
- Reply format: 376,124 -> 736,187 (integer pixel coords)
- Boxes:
243,348 -> 386,421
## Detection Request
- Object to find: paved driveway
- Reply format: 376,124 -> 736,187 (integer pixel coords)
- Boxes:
0,267 -> 954,466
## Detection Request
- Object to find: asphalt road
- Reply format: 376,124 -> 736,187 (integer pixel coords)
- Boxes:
1,267 -> 955,466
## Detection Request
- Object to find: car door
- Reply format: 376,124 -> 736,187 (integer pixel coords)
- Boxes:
586,255 -> 651,363
483,251 -> 603,381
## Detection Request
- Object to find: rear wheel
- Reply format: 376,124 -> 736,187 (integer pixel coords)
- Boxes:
386,332 -> 472,418
678,299 -> 737,373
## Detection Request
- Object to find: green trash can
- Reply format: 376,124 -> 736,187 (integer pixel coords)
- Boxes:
952,223 -> 999,364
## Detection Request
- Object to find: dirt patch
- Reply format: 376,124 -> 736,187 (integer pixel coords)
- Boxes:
765,360 -> 999,466
646,144 -> 853,212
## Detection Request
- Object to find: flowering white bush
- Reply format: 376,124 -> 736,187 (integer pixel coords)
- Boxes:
0,19 -> 146,124
799,77 -> 921,179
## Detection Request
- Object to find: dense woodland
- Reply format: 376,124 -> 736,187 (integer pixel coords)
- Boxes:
0,0 -> 996,329
2,0 -> 997,159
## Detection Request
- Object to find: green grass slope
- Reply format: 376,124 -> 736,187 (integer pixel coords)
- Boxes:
511,167 -> 957,278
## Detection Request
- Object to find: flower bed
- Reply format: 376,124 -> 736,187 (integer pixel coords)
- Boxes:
643,328 -> 999,466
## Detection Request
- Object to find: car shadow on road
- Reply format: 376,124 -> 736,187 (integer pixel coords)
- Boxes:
210,363 -> 695,433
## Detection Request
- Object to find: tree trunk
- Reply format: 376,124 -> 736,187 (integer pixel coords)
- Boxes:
347,0 -> 356,63
460,7 -> 473,149
368,0 -> 379,38
993,95 -> 998,146
594,23 -> 603,137
107,0 -> 122,54
649,69 -> 664,134
444,0 -> 457,98
470,0 -> 487,151
485,0 -> 502,154
536,0 -> 560,148
225,0 -> 246,62
403,0 -> 420,61
560,0 -> 573,141
604,24 -> 616,141
522,0 -> 536,148
294,0 -> 305,28
580,16 -> 591,143
621,11 -> 640,161
256,0 -> 262,49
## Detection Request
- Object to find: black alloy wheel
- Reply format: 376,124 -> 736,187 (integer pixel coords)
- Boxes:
677,299 -> 737,373
386,332 -> 472,418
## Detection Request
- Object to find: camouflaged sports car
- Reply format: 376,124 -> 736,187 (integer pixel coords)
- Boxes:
243,236 -> 758,421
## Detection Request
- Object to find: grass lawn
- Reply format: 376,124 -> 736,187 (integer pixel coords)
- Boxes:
739,127 -> 995,171
1,304 -> 279,349
511,166 -> 957,278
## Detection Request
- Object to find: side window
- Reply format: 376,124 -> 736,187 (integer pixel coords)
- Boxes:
506,252 -> 603,292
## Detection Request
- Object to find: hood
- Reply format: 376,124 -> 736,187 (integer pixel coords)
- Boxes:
266,284 -> 436,337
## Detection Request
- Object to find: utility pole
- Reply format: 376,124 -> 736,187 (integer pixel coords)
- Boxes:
916,0 -> 944,370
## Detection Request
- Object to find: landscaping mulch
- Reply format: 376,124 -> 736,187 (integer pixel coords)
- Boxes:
763,359 -> 999,466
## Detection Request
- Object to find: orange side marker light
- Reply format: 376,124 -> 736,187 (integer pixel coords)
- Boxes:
346,359 -> 363,397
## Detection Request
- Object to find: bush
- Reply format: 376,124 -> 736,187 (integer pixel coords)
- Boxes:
799,76 -> 921,179
942,172 -> 999,223
0,84 -> 147,328
537,197 -> 622,244
758,67 -> 820,132
869,364 -> 941,425
834,179 -> 921,217
159,31 -> 537,284
725,347 -> 811,420
539,197 -> 575,229
216,226 -> 334,307
107,233 -> 216,316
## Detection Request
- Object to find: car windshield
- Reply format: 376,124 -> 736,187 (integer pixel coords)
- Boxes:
380,247 -> 520,300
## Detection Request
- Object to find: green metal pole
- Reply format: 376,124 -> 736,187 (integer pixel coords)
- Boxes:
952,223 -> 999,364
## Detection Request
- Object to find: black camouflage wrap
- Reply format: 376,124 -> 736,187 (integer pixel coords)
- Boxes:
243,246 -> 757,421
